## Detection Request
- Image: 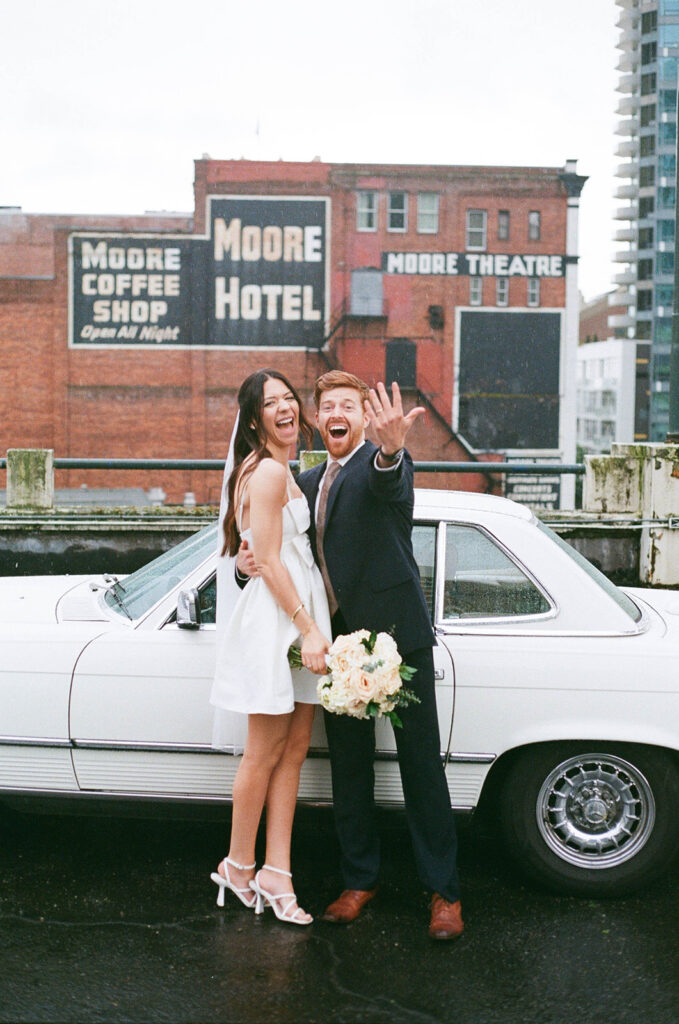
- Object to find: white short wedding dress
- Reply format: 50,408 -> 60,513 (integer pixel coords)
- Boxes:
211,492 -> 331,716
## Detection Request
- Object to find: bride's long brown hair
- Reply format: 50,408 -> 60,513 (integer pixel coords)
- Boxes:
221,369 -> 314,557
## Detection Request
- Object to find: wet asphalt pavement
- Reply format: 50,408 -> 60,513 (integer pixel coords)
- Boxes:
1,806 -> 679,1024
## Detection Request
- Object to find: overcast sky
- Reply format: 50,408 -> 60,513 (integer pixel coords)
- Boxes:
2,0 -> 619,300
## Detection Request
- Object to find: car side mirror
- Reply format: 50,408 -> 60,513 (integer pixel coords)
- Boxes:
177,588 -> 202,629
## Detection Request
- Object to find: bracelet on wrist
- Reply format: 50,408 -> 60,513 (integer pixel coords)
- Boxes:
290,602 -> 305,624
379,447 -> 403,463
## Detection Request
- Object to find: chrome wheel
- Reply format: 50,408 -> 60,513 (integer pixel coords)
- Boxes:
536,752 -> 655,869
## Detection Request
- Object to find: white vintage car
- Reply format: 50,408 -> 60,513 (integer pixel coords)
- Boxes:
2,489 -> 679,897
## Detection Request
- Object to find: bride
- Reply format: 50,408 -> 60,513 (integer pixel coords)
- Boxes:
210,369 -> 331,926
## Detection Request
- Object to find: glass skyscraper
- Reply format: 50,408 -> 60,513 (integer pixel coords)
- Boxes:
613,0 -> 679,440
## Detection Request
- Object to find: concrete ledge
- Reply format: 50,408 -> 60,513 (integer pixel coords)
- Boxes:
0,505 -> 216,532
0,503 -> 651,585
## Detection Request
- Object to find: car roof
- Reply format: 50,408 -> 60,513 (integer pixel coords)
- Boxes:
414,488 -> 535,522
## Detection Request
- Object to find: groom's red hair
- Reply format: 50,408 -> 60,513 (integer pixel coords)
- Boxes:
314,370 -> 370,407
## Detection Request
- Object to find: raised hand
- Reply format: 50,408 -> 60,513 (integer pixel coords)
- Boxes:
364,381 -> 425,456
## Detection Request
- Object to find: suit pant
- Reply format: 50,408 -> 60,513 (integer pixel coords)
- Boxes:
323,612 -> 460,902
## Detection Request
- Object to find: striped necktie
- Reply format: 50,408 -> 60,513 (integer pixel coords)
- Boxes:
315,461 -> 340,616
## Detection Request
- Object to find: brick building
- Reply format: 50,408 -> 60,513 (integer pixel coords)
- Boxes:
0,157 -> 585,505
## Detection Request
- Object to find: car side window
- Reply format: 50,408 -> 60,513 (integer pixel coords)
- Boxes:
412,523 -> 437,619
198,575 -> 217,625
443,523 -> 549,619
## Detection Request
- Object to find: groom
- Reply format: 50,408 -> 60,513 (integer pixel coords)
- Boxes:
240,370 -> 463,940
303,370 -> 462,941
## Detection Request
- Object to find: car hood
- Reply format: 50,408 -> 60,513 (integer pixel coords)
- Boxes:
0,575 -> 90,623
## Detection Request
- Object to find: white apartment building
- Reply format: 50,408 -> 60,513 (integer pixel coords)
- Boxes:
577,339 -> 642,453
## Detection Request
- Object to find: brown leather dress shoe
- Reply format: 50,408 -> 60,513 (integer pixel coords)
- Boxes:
428,895 -> 464,941
322,888 -> 377,923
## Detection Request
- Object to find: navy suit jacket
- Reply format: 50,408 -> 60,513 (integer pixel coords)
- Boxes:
298,441 -> 434,654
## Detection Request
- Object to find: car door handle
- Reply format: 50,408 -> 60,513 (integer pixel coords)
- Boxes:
434,669 -> 445,680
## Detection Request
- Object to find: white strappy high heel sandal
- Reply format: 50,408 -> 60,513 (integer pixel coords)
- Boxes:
249,865 -> 312,925
210,856 -> 257,909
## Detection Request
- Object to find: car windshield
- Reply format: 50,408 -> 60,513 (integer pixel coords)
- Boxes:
537,520 -> 642,624
104,524 -> 218,620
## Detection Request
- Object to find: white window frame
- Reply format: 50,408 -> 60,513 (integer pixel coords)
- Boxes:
496,277 -> 509,307
469,277 -> 483,305
417,193 -> 439,233
466,209 -> 487,251
498,210 -> 510,240
527,278 -> 540,307
357,191 -> 377,232
387,191 -> 408,232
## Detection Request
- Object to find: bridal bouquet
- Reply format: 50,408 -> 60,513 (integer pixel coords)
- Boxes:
290,629 -> 419,728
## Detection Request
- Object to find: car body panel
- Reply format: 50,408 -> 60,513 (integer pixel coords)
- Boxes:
1,489 -> 678,813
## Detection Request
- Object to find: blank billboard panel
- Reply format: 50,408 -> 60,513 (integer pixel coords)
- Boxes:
458,311 -> 561,449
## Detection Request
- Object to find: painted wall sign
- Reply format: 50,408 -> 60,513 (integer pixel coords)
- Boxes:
70,235 -> 196,346
382,252 -> 565,277
209,196 -> 329,347
69,196 -> 329,348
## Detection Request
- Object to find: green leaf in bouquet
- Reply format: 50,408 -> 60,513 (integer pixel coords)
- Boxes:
287,645 -> 303,669
360,630 -> 377,654
399,664 -> 417,681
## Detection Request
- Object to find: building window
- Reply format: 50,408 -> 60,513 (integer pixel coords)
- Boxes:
659,24 -> 679,47
637,320 -> 652,339
659,122 -> 676,145
498,210 -> 510,240
661,0 -> 679,13
640,164 -> 656,186
641,72 -> 657,96
642,10 -> 658,32
656,284 -> 673,309
639,258 -> 654,280
496,277 -> 509,306
658,186 -> 676,209
356,191 -> 377,231
654,353 -> 671,379
659,58 -> 676,81
528,211 -> 541,241
639,196 -> 655,218
659,89 -> 677,114
640,134 -> 656,157
657,251 -> 674,274
637,290 -> 653,312
466,210 -> 487,250
658,219 -> 675,243
655,319 -> 673,343
639,226 -> 654,249
527,278 -> 540,307
469,277 -> 482,305
416,193 -> 438,233
658,153 -> 676,177
642,41 -> 657,65
640,103 -> 656,127
387,191 -> 407,232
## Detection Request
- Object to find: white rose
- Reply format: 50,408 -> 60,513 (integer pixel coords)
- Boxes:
373,632 -> 400,665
